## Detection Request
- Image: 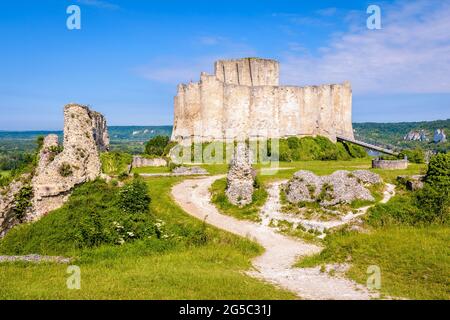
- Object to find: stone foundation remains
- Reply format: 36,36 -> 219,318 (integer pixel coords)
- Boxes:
372,159 -> 408,170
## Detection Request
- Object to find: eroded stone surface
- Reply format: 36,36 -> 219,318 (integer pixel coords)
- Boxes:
0,104 -> 110,238
226,144 -> 255,207
284,170 -> 382,206
31,104 -> 109,219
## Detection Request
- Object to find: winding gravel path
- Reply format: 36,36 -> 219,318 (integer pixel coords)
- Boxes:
172,175 -> 382,300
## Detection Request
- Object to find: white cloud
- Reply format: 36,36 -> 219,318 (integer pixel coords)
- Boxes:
76,0 -> 119,10
280,0 -> 450,94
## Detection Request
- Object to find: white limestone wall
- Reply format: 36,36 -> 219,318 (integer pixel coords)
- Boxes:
277,87 -> 303,137
249,86 -> 280,139
341,81 -> 354,138
200,74 -> 224,140
171,85 -> 186,141
223,84 -> 251,141
215,58 -> 279,86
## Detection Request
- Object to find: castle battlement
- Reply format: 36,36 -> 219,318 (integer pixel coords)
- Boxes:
171,58 -> 354,143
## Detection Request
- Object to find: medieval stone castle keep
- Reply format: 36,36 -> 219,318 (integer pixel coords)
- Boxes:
171,58 -> 354,143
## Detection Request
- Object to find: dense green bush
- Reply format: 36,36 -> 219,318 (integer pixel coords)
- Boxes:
0,179 -> 160,255
13,185 -> 33,221
415,153 -> 450,223
401,148 -> 425,164
145,136 -> 170,157
276,136 -> 366,162
424,153 -> 450,187
367,153 -> 449,226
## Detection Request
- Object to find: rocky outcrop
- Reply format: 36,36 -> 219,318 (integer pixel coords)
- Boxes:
31,104 -> 109,219
404,130 -> 428,141
226,144 -> 256,207
284,170 -> 382,207
434,129 -> 447,143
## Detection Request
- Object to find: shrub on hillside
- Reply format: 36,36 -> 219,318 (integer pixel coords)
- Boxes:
117,178 -> 151,214
367,153 -> 450,226
424,153 -> 450,187
276,136 -> 366,162
145,136 -> 170,157
0,179 -> 161,255
414,153 -> 450,223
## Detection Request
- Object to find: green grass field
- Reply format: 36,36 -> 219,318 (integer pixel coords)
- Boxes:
296,226 -> 450,300
206,159 -> 448,300
0,158 -> 442,300
131,166 -> 171,174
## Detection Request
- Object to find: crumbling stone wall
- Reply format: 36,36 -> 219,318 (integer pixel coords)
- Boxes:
372,159 -> 408,170
172,57 -> 354,143
0,104 -> 109,237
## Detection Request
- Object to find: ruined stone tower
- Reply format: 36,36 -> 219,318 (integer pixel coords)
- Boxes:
31,104 -> 110,219
171,57 -> 354,143
0,104 -> 109,237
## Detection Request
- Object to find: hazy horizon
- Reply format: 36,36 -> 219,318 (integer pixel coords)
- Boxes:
1,0 -> 450,130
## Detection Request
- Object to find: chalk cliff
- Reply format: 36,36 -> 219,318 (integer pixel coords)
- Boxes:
171,57 -> 354,143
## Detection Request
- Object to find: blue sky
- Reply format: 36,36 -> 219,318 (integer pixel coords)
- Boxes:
0,0 -> 449,130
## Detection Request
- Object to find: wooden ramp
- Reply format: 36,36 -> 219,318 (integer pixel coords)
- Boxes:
336,135 -> 399,156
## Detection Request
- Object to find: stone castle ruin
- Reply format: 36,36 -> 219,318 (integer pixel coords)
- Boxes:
171,58 -> 354,143
32,104 -> 110,218
0,104 -> 109,237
